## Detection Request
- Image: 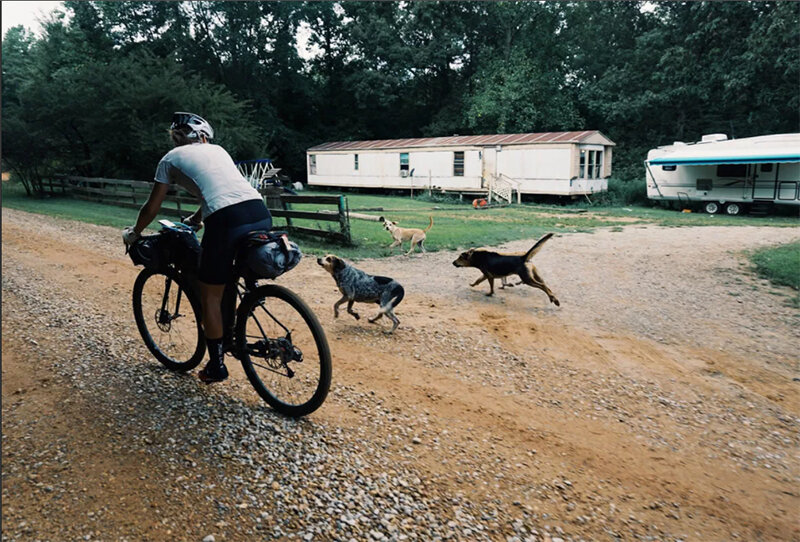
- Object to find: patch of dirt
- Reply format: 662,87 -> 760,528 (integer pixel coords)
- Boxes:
3,208 -> 799,541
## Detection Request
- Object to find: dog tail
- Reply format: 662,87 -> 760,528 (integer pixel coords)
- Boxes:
523,232 -> 554,262
423,216 -> 433,233
388,283 -> 405,309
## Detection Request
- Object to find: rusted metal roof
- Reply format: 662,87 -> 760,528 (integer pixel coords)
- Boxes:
308,131 -> 614,152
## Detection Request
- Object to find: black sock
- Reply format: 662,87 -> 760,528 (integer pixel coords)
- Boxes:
207,337 -> 224,368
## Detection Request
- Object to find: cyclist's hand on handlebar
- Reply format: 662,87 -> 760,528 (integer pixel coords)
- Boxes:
182,216 -> 203,232
122,226 -> 140,246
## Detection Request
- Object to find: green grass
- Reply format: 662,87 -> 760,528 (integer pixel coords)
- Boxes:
3,182 -> 799,261
592,205 -> 800,227
2,182 -> 143,228
0,181 -> 190,230
749,241 -> 800,292
281,190 -> 639,259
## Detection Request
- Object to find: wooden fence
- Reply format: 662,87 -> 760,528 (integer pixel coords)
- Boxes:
49,175 -> 352,244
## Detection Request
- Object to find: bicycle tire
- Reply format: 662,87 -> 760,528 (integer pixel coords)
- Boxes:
132,268 -> 205,371
235,284 -> 331,417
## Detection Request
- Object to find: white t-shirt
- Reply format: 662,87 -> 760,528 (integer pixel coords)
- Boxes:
154,143 -> 262,217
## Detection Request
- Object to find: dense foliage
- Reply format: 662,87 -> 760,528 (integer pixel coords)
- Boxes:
3,1 -> 798,195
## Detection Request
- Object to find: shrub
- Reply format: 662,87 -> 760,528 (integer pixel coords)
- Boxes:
590,177 -> 650,206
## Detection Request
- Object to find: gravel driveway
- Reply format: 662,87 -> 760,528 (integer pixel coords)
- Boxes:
2,208 -> 799,542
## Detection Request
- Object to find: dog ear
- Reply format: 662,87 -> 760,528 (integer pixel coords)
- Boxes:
332,257 -> 345,272
378,216 -> 384,222
392,221 -> 398,225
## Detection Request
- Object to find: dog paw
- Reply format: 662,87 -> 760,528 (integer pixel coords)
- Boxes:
352,313 -> 361,320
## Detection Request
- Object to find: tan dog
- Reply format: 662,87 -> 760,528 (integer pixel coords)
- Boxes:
452,233 -> 560,305
379,216 -> 433,255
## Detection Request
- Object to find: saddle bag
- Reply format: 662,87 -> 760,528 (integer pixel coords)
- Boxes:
241,231 -> 302,280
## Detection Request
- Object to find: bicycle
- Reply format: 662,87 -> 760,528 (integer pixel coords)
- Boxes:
129,219 -> 331,417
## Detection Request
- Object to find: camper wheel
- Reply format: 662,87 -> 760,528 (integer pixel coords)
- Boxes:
724,203 -> 742,216
703,201 -> 721,214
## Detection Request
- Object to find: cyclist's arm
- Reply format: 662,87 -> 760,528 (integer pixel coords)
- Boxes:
133,182 -> 169,234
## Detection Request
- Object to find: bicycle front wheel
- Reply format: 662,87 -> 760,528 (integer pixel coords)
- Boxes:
235,284 -> 331,417
132,268 -> 205,371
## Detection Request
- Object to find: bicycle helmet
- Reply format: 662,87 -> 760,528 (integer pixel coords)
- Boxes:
170,111 -> 214,140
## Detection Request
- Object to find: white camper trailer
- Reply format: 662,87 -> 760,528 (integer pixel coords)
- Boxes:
307,131 -> 615,203
645,133 -> 800,215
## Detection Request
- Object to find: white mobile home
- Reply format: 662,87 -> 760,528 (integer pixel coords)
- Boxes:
646,133 -> 800,215
306,131 -> 615,202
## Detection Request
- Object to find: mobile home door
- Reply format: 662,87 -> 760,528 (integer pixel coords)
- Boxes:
482,147 -> 497,188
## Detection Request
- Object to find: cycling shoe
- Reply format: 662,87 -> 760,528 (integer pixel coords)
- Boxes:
198,363 -> 229,384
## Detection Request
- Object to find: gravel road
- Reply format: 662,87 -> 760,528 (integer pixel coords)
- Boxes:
2,208 -> 799,542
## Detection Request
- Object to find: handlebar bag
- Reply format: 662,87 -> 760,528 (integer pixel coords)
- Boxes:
128,235 -> 164,270
128,229 -> 200,273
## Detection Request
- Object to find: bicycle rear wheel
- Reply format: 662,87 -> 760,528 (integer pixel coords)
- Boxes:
235,284 -> 331,417
132,268 -> 205,371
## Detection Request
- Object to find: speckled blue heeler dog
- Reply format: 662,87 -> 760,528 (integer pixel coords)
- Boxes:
317,254 -> 405,333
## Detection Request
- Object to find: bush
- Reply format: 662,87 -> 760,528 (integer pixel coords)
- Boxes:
589,177 -> 650,207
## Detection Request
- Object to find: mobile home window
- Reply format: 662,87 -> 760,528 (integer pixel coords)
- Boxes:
400,153 -> 409,173
579,151 -> 586,178
717,164 -> 747,177
587,151 -> 595,179
595,151 -> 603,179
454,151 -> 465,176
354,154 -> 359,171
309,154 -> 317,175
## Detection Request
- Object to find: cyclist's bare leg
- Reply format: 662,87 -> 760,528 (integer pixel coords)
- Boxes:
200,282 -> 225,339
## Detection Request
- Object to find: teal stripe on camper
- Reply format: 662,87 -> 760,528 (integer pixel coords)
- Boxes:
649,155 -> 800,166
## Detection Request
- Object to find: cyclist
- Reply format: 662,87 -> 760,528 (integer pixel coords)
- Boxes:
123,112 -> 271,384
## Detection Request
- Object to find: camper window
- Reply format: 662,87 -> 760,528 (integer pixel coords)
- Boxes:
662,165 -> 676,171
454,151 -> 464,176
717,164 -> 747,178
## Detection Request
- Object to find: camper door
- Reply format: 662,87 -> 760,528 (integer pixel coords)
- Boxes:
752,163 -> 777,199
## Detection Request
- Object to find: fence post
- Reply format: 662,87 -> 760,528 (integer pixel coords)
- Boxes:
338,195 -> 351,244
282,193 -> 293,229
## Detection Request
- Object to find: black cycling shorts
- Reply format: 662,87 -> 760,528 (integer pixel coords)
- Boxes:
199,199 -> 272,285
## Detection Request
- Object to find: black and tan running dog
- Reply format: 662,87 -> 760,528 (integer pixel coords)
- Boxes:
317,254 -> 405,333
452,233 -> 560,305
